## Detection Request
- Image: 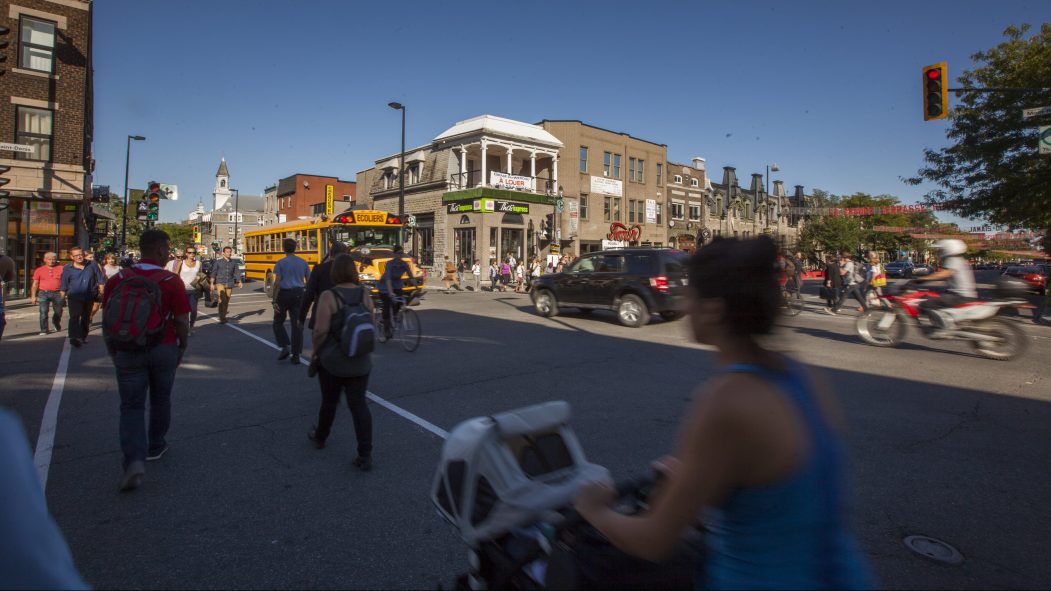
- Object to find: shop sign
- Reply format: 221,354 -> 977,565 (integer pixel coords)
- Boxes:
602,239 -> 626,250
492,200 -> 528,214
607,222 -> 642,242
490,171 -> 532,191
590,176 -> 623,197
450,199 -> 529,214
447,201 -> 475,214
569,200 -> 579,234
645,199 -> 657,223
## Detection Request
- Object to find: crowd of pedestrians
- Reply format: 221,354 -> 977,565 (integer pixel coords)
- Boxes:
441,253 -> 576,294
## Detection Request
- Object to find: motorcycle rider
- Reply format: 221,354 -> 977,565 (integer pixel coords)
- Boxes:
913,239 -> 977,333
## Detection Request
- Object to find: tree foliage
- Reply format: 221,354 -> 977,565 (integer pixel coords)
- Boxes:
797,191 -> 938,258
906,24 -> 1051,232
156,223 -> 194,250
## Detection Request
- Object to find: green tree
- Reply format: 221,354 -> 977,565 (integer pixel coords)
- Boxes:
797,191 -> 938,257
99,195 -> 145,250
156,223 -> 194,250
906,24 -> 1051,233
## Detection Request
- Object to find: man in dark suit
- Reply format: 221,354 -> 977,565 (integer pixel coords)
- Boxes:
300,242 -> 348,330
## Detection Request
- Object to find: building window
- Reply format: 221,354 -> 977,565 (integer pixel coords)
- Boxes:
656,163 -> 663,186
580,194 -> 588,220
579,146 -> 588,173
15,106 -> 53,162
628,200 -> 637,223
409,163 -> 421,184
603,196 -> 611,222
637,159 -> 645,183
19,16 -> 56,73
691,178 -> 699,187
613,154 -> 621,178
671,201 -> 685,220
656,203 -> 663,225
688,204 -> 701,221
628,157 -> 636,182
612,197 -> 621,221
603,152 -> 611,176
673,174 -> 682,184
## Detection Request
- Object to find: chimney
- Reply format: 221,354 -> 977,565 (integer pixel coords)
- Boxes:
692,157 -> 706,171
750,173 -> 763,195
721,166 -> 737,189
793,185 -> 805,205
772,180 -> 786,197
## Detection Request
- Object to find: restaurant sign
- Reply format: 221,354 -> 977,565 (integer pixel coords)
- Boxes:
607,222 -> 642,242
447,199 -> 529,214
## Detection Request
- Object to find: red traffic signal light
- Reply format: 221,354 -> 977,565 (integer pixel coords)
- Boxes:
922,62 -> 949,121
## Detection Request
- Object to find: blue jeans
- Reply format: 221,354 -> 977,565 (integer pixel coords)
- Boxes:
38,291 -> 64,332
114,344 -> 180,468
185,290 -> 199,326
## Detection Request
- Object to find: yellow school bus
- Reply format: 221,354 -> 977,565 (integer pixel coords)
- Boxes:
242,210 -> 424,297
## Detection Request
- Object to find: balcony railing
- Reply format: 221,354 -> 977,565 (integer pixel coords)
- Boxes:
449,170 -> 558,195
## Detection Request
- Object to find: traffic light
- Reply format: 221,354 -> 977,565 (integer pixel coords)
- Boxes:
0,26 -> 9,76
543,213 -> 554,237
0,165 -> 10,198
146,181 -> 161,222
923,62 -> 949,121
193,226 -> 201,244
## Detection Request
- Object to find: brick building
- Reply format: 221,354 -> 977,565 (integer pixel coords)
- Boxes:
0,0 -> 93,297
273,173 -> 356,222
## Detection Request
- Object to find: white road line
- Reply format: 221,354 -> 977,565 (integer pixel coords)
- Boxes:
34,339 -> 71,490
203,313 -> 447,439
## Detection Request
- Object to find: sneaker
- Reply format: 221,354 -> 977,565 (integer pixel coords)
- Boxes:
54,320 -> 62,331
118,461 -> 145,492
290,354 -> 300,365
146,445 -> 169,461
277,346 -> 290,361
352,456 -> 373,472
307,427 -> 325,449
822,308 -> 836,316
39,331 -> 48,336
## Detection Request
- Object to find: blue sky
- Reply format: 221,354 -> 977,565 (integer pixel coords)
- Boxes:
91,1 -> 1048,227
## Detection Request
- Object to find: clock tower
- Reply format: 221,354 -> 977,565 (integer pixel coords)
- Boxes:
213,157 -> 232,210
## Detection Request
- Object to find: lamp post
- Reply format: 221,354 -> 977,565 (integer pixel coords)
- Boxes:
766,163 -> 780,240
231,188 -> 240,254
388,101 -> 406,246
120,135 -> 146,251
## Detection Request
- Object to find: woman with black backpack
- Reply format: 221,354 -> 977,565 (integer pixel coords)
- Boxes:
307,254 -> 374,471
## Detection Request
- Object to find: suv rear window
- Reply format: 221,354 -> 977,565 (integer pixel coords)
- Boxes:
630,254 -> 657,275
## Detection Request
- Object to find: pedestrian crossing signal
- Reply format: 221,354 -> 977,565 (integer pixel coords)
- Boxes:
923,62 -> 949,121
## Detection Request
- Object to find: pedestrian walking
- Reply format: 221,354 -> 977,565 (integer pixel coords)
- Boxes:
471,260 -> 481,291
514,261 -> 526,293
102,229 -> 191,492
102,252 -> 121,280
574,236 -> 876,589
0,254 -> 15,341
31,252 -> 64,336
85,252 -> 107,332
272,238 -> 311,365
170,245 -> 207,332
865,252 -> 887,309
499,259 -> 512,291
209,246 -> 242,324
456,258 -> 466,288
822,255 -> 841,314
60,247 -> 102,348
307,253 -> 374,471
301,242 -> 348,330
832,252 -> 867,314
488,260 -> 499,292
443,256 -> 462,292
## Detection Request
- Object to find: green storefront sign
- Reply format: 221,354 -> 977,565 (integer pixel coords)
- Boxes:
446,199 -> 530,215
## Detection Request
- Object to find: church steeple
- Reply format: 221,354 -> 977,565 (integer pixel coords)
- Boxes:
213,157 -> 232,210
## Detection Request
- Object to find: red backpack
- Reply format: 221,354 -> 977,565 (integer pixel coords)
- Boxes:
103,269 -> 175,349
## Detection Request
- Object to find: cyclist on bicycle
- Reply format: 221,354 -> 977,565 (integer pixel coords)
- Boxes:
378,246 -> 410,339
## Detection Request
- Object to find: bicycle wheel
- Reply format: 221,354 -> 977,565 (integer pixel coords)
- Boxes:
396,308 -> 421,352
373,307 -> 389,344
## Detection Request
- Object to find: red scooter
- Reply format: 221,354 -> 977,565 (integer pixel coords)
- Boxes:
855,280 -> 1031,360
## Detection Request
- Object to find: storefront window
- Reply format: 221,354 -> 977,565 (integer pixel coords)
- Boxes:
454,227 -> 476,265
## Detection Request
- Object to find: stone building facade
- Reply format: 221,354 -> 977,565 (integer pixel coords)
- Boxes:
0,0 -> 93,297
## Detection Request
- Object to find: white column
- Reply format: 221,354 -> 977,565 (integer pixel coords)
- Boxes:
459,146 -> 467,188
530,151 -> 537,192
506,146 -> 513,174
553,154 -> 559,190
481,141 -> 488,187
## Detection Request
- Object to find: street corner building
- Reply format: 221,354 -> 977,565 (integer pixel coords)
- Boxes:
355,115 -> 806,274
0,0 -> 94,299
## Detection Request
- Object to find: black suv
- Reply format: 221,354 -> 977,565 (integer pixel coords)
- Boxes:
530,248 -> 690,327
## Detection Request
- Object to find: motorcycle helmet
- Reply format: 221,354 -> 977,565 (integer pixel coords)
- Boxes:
933,239 -> 967,257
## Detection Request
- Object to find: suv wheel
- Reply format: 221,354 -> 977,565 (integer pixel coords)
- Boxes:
617,294 -> 649,328
534,290 -> 559,317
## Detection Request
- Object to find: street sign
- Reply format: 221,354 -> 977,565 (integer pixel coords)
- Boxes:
325,184 -> 334,215
159,183 -> 178,200
406,214 -> 417,227
0,142 -> 34,154
555,198 -> 565,212
1039,126 -> 1051,155
1023,106 -> 1051,120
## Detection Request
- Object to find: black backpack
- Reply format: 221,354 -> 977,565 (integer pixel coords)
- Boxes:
331,287 -> 375,358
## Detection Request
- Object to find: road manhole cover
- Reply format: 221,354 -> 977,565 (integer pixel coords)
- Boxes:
904,535 -> 964,564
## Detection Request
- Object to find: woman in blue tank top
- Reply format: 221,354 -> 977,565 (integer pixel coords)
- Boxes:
575,236 -> 875,589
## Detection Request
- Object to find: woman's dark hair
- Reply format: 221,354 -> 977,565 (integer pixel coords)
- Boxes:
330,253 -> 359,284
688,236 -> 780,336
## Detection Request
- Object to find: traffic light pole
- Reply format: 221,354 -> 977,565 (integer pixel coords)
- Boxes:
120,138 -> 131,251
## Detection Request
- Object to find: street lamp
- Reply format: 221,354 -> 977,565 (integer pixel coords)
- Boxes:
766,162 -> 780,237
765,163 -> 779,196
120,135 -> 146,250
231,188 -> 240,254
388,101 -> 406,245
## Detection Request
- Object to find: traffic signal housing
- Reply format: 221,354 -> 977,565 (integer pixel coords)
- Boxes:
543,213 -> 554,237
146,181 -> 161,222
923,62 -> 949,121
0,165 -> 10,198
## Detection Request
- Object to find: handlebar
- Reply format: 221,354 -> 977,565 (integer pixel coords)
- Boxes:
558,471 -> 661,531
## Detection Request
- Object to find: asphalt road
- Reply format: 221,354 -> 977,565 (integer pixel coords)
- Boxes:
1,276 -> 1049,589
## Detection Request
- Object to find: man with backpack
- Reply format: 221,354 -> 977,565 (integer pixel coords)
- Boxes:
101,229 -> 190,492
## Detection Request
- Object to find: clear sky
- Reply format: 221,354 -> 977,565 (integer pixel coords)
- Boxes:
91,1 -> 1048,228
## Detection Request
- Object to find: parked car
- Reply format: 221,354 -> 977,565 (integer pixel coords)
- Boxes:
1002,265 -> 1046,294
530,248 -> 689,327
884,260 -> 915,278
911,264 -> 933,276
